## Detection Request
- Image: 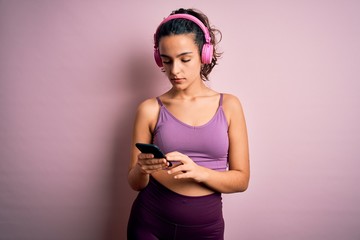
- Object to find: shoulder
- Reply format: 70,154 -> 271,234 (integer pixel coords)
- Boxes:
135,97 -> 161,120
134,97 -> 161,132
137,97 -> 159,113
221,93 -> 246,125
222,93 -> 243,111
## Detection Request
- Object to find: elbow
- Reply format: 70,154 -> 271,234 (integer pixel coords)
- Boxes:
223,179 -> 249,193
235,174 -> 250,192
130,185 -> 143,192
233,170 -> 250,193
224,183 -> 248,194
127,170 -> 149,191
238,182 -> 249,192
128,180 -> 140,191
128,177 -> 146,192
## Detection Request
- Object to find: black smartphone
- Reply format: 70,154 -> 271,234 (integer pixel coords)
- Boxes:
135,143 -> 172,166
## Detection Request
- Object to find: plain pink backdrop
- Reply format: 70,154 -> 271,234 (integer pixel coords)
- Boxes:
1,1 -> 359,239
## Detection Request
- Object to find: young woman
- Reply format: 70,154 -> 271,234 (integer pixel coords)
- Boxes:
127,8 -> 250,240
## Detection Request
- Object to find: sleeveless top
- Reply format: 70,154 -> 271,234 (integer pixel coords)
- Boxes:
153,94 -> 229,171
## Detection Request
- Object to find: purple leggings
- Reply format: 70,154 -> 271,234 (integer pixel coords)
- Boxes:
127,177 -> 224,240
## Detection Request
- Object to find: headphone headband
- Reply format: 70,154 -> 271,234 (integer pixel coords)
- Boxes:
154,13 -> 211,48
153,13 -> 213,67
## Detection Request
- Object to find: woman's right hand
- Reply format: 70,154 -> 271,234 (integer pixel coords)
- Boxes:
137,153 -> 169,174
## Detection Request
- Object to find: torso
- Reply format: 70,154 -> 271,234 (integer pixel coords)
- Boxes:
150,91 -> 230,196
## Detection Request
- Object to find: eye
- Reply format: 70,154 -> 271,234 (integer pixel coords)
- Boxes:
182,59 -> 191,63
161,58 -> 172,64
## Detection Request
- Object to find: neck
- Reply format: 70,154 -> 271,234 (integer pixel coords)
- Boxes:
169,81 -> 210,99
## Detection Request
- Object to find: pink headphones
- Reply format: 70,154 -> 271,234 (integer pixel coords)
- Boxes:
153,13 -> 214,67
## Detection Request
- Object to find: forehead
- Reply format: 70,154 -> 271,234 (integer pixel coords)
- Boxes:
159,34 -> 198,55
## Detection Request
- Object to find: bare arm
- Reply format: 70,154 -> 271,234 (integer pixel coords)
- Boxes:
166,94 -> 250,193
127,98 -> 167,191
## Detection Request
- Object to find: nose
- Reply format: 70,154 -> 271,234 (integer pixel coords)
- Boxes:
170,60 -> 180,75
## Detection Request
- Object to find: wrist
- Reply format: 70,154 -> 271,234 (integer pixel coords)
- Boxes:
197,166 -> 211,183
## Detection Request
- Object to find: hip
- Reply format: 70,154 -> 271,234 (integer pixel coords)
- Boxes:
135,176 -> 223,226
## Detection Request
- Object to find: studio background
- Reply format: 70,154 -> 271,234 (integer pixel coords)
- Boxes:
1,1 -> 359,239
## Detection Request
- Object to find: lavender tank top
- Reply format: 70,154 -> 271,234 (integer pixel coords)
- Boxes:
153,94 -> 229,171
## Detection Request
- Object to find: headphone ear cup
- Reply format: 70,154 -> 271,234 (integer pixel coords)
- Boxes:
201,43 -> 213,64
154,48 -> 163,67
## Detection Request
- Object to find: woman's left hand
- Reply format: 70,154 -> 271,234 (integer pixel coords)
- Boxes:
165,151 -> 209,183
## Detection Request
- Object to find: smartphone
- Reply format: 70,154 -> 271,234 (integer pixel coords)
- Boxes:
135,143 -> 172,166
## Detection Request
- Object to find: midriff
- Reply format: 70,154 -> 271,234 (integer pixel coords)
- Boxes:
151,170 -> 215,196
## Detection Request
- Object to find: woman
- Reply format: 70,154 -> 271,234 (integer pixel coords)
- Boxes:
127,8 -> 250,240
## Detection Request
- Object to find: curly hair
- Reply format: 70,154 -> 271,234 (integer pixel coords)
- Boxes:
154,8 -> 222,81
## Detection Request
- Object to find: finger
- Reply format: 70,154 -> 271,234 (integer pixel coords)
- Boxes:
138,163 -> 167,174
166,154 -> 187,164
146,163 -> 167,170
164,160 -> 173,168
167,164 -> 186,175
138,153 -> 154,160
139,158 -> 168,168
165,151 -> 183,159
173,171 -> 189,179
139,158 -> 167,165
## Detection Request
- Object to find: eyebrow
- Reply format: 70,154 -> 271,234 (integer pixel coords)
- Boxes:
160,52 -> 193,58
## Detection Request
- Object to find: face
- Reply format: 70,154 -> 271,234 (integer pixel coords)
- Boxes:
158,34 -> 202,89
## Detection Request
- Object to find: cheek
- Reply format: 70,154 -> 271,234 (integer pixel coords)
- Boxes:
162,66 -> 172,75
188,61 -> 202,74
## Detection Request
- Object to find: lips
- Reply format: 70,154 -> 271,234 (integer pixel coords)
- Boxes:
171,77 -> 184,81
171,78 -> 185,83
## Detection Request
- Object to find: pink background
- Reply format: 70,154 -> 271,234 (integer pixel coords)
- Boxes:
1,1 -> 359,239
